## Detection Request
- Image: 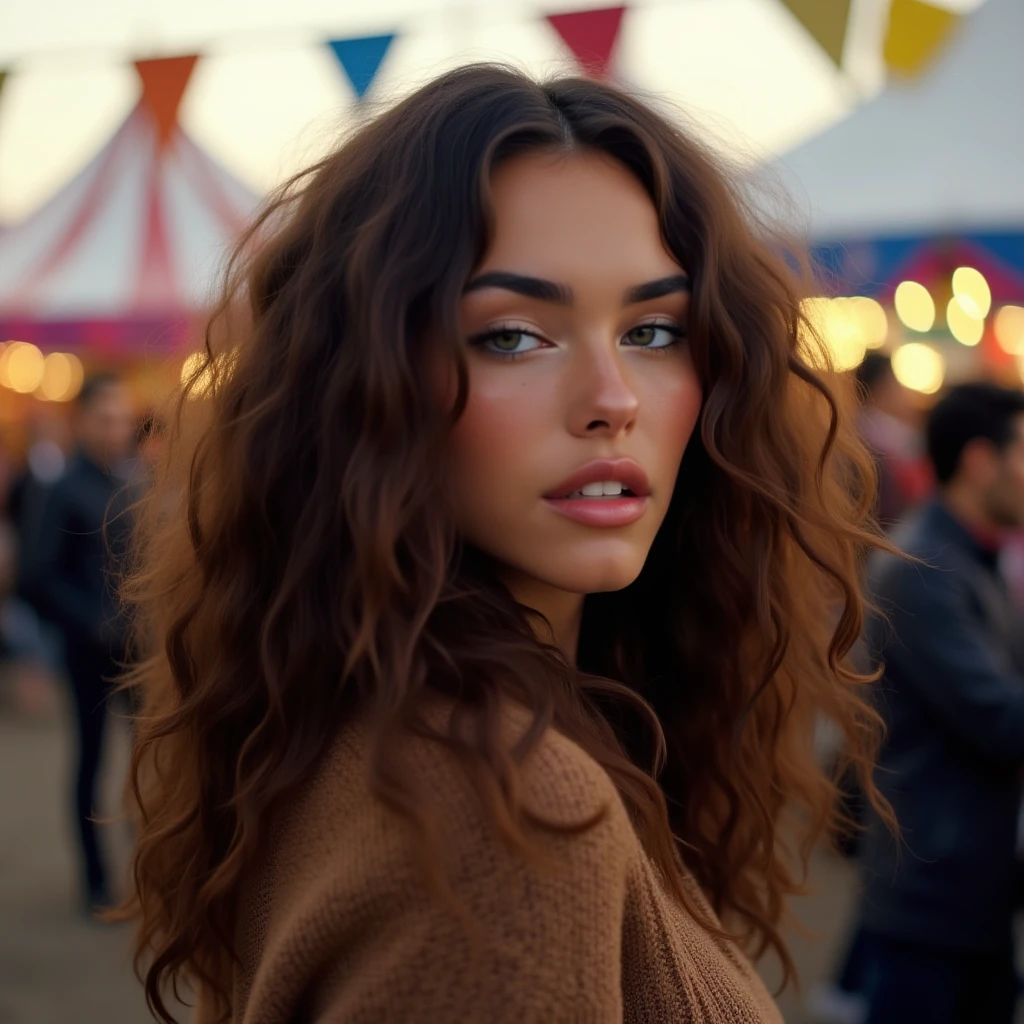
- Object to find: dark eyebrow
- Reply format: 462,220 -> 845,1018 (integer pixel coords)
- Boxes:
625,275 -> 691,304
463,272 -> 572,304
462,271 -> 690,306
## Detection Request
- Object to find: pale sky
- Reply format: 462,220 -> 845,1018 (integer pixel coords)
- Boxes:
0,0 -> 984,220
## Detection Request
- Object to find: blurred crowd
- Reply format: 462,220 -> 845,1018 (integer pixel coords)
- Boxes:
0,376 -> 160,911
812,359 -> 1024,1024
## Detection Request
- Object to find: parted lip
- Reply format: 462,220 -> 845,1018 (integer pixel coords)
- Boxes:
543,458 -> 652,499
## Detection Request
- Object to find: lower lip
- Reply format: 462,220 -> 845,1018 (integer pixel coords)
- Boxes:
543,496 -> 649,527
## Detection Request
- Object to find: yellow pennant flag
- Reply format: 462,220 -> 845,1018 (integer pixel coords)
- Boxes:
884,0 -> 959,77
779,0 -> 853,67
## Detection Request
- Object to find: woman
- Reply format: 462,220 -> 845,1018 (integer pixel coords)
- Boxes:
123,65 -> 887,1023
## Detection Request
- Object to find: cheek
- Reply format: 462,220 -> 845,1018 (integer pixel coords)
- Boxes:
448,367 -> 550,511
643,363 -> 703,461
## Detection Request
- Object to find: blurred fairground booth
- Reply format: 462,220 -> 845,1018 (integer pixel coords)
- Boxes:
0,0 -> 1020,453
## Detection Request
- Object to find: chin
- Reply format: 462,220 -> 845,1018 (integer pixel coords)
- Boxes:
538,556 -> 646,595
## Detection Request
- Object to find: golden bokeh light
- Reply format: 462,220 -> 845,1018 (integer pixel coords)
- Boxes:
849,296 -> 889,349
38,352 -> 84,402
800,298 -> 866,371
946,297 -> 984,347
894,281 -> 936,333
0,341 -> 21,389
181,351 -> 216,398
951,266 -> 992,320
179,348 -> 239,399
0,342 -> 46,393
995,305 -> 1024,355
892,343 -> 945,395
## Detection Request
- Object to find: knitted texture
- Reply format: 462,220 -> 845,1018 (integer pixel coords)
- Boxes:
196,708 -> 782,1023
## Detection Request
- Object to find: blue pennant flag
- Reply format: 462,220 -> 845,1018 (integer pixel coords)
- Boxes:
328,34 -> 395,100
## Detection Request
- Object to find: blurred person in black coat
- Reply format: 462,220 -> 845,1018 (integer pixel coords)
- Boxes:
854,383 -> 1024,1024
22,374 -> 137,913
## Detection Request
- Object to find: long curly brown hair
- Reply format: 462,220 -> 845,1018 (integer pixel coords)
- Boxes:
123,64 -> 890,1022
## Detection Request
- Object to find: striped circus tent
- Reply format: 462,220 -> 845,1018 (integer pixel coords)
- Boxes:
0,56 -> 258,354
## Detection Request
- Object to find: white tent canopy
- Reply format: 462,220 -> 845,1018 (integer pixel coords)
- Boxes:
772,0 -> 1024,239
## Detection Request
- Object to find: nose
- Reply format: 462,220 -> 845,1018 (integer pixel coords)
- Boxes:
566,343 -> 639,439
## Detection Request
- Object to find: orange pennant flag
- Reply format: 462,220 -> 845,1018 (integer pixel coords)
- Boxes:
135,56 -> 199,145
884,0 -> 959,77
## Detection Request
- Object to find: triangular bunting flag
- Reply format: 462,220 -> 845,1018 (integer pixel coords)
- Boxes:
778,0 -> 852,67
328,35 -> 395,100
884,0 -> 959,77
134,56 -> 199,145
547,6 -> 626,79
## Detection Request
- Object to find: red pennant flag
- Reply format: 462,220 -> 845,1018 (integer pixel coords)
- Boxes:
547,6 -> 626,79
134,56 -> 199,146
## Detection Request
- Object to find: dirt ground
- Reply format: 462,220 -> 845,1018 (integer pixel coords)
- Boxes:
0,674 -> 868,1024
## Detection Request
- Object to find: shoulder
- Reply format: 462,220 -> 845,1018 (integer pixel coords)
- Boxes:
496,703 -> 626,825
237,704 -> 641,1022
870,511 -> 969,604
270,701 -> 636,902
321,700 -> 628,837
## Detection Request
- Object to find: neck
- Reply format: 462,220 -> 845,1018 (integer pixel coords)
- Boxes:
500,570 -> 584,662
941,483 -> 999,539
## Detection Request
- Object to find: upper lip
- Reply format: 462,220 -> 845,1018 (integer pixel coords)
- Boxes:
544,458 -> 651,499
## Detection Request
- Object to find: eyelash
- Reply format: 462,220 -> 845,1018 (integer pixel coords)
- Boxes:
469,320 -> 688,360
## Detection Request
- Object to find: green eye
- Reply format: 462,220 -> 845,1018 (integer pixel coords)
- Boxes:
624,324 -> 683,349
472,328 -> 545,357
492,331 -> 524,351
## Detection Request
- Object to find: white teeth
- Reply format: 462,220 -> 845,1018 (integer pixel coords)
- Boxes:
571,480 -> 626,498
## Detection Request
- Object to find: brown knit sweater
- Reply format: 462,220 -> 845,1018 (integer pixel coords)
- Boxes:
197,708 -> 782,1023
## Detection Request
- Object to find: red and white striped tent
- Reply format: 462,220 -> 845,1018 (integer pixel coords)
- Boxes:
0,56 -> 258,354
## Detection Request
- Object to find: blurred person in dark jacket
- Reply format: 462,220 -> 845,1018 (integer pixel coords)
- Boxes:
855,382 -> 1024,1024
23,374 -> 137,913
855,352 -> 932,530
808,357 -> 934,1024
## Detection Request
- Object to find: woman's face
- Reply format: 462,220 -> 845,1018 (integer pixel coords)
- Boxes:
449,149 -> 702,601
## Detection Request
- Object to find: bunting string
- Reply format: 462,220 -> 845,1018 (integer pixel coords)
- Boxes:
0,0 -> 963,124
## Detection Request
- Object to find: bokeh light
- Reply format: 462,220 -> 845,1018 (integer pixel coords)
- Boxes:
179,348 -> 239,399
892,342 -> 945,394
894,281 -> 936,333
180,350 -> 220,398
995,305 -> 1024,355
0,341 -> 46,393
951,266 -> 992,320
0,341 -> 21,389
946,297 -> 984,347
849,296 -> 889,349
801,297 -> 867,371
38,352 -> 84,402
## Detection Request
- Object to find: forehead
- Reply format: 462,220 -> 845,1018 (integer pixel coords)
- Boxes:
484,150 -> 679,276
